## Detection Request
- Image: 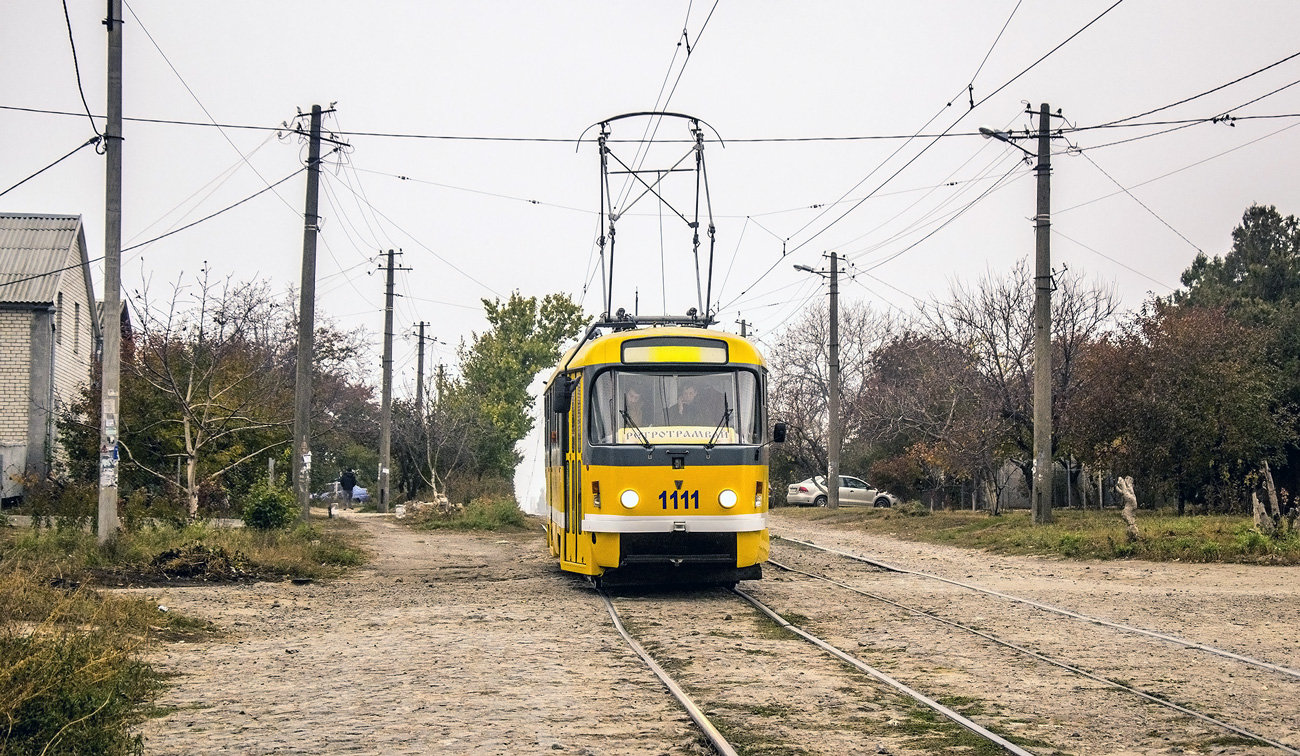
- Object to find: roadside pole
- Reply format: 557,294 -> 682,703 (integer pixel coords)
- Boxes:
293,105 -> 322,521
97,0 -> 123,543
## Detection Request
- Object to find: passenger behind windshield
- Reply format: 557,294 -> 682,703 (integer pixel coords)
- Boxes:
589,370 -> 758,445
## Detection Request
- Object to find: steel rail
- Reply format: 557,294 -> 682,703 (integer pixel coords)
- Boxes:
768,558 -> 1300,756
597,590 -> 739,756
731,587 -> 1038,756
779,535 -> 1300,681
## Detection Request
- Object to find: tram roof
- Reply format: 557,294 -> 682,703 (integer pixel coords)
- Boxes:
559,326 -> 766,372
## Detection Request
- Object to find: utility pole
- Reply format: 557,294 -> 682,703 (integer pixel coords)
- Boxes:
378,250 -> 410,513
735,318 -> 748,338
97,0 -> 123,543
1031,102 -> 1054,525
414,321 -> 428,417
793,252 -> 842,509
293,104 -> 323,520
827,251 -> 841,510
980,105 -> 1057,525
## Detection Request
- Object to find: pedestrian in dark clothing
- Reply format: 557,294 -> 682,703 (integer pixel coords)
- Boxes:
339,469 -> 357,508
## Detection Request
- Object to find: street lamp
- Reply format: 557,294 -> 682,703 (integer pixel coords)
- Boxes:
982,104 -> 1055,525
794,253 -> 842,509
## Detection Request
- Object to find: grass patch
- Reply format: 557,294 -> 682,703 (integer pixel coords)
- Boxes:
0,569 -> 215,756
0,518 -> 366,584
775,506 -> 1300,564
408,498 -> 529,532
892,701 -> 1064,755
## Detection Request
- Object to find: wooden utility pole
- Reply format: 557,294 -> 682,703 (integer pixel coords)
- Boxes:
97,0 -> 123,543
1031,103 -> 1054,525
293,105 -> 323,520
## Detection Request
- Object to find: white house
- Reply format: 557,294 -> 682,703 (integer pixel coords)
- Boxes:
0,213 -> 99,499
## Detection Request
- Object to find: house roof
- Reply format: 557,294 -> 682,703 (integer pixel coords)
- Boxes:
0,213 -> 95,307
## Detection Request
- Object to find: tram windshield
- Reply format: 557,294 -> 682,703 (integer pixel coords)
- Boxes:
588,369 -> 761,446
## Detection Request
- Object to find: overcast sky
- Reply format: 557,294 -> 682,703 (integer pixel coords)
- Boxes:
5,1 -> 1300,398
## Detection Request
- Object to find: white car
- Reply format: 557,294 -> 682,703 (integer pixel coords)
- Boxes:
786,475 -> 896,507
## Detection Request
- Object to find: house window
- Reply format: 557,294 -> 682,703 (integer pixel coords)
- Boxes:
56,293 -> 63,345
74,303 -> 80,353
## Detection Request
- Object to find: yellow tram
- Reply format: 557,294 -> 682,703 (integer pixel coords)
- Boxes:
544,317 -> 785,585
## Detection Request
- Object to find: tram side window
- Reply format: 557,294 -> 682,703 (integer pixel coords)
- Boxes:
588,372 -> 616,444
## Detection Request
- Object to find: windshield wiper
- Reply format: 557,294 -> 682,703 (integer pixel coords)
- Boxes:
705,396 -> 732,450
620,409 -> 653,449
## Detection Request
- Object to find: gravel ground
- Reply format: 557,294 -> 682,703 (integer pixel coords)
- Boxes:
135,509 -> 1300,755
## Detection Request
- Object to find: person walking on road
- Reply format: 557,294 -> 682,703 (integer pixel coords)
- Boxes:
339,468 -> 357,510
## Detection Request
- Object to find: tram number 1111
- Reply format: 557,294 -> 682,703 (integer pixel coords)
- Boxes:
659,490 -> 699,510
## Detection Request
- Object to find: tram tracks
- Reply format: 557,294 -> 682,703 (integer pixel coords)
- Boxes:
600,586 -> 1043,756
762,537 -> 1300,754
601,539 -> 1300,755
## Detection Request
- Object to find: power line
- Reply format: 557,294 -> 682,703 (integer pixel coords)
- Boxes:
972,0 -> 1126,111
796,0 -> 1128,255
122,162 -> 313,254
1059,118 -> 1300,216
966,0 -> 1023,102
1080,78 -> 1300,152
351,166 -> 591,213
0,136 -> 100,198
857,160 -> 1028,273
1076,150 -> 1202,254
721,1 -> 1128,307
1095,48 -> 1300,129
325,175 -> 503,298
124,0 -> 304,220
60,0 -> 102,138
9,102 -> 1300,143
1052,228 -> 1176,291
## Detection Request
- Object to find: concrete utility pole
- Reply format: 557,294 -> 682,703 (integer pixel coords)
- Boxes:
794,252 -> 842,509
414,321 -> 428,417
1031,103 -> 1054,525
293,104 -> 323,521
97,0 -> 123,544
378,250 -> 409,513
827,251 -> 841,510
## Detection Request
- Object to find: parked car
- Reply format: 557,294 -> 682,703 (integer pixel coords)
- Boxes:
786,475 -> 896,507
312,484 -> 369,503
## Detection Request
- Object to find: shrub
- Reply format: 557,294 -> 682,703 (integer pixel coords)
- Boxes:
0,573 -> 167,756
1058,533 -> 1085,556
240,482 -> 298,531
412,497 -> 527,531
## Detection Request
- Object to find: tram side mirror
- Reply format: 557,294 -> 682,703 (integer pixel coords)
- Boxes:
772,421 -> 788,444
551,378 -> 578,414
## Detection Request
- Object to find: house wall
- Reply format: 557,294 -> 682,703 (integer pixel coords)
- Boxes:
0,308 -> 34,497
28,308 -> 55,477
51,239 -> 94,410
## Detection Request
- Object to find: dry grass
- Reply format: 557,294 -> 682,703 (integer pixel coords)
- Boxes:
777,505 -> 1300,564
0,568 -> 214,756
0,517 -> 367,585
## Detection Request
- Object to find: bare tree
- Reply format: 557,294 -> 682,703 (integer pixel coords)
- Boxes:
918,260 -> 1117,496
768,301 -> 894,478
126,269 -> 295,517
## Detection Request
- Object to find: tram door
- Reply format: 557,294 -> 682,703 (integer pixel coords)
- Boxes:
563,374 -> 584,565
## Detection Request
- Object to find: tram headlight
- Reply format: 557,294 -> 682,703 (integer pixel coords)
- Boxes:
718,489 -> 738,509
620,489 -> 639,509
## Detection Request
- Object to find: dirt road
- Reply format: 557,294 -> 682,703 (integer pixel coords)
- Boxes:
139,510 -> 1300,755
141,514 -> 704,756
